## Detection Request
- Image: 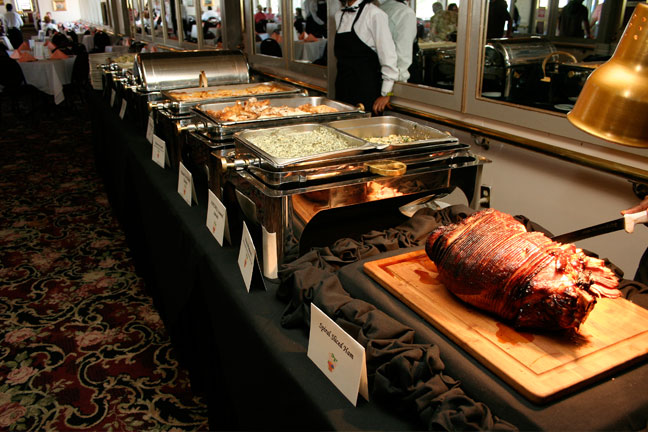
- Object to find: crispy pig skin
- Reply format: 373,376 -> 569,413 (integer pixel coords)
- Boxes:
425,209 -> 620,331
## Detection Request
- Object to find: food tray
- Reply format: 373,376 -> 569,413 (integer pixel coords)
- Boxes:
234,123 -> 373,168
194,96 -> 367,139
158,81 -> 305,114
327,116 -> 458,149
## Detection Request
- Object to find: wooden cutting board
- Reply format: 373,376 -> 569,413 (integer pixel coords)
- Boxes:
363,249 -> 648,404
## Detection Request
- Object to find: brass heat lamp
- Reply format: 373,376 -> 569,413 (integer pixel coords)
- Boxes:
567,2 -> 648,147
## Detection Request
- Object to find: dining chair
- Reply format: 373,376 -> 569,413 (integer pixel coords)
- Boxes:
63,44 -> 91,110
0,55 -> 39,124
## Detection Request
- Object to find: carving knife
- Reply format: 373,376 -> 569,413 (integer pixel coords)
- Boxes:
551,210 -> 648,244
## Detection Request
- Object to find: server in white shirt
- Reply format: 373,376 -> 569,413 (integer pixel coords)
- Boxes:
3,3 -> 24,50
377,0 -> 417,83
334,0 -> 398,115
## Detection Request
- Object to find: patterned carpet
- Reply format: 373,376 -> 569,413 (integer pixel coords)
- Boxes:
0,99 -> 209,430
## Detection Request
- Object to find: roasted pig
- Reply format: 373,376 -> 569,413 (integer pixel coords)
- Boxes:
425,209 -> 620,331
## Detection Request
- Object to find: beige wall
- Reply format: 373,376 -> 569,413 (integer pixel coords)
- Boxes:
36,0 -> 82,22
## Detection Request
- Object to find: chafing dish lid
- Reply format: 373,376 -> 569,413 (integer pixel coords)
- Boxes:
161,81 -> 302,104
487,37 -> 556,67
327,116 -> 457,148
234,123 -> 374,168
134,50 -> 250,92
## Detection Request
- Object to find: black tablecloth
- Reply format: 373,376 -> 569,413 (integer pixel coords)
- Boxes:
91,92 -> 416,430
92,91 -> 648,431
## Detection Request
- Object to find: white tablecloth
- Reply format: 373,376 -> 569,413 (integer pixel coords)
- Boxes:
266,22 -> 279,34
82,34 -> 94,52
19,56 -> 76,104
105,45 -> 130,53
1,35 -> 13,50
293,38 -> 326,62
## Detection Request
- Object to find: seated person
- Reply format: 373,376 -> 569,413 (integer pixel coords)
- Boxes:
270,29 -> 282,43
294,8 -> 306,34
92,31 -> 111,53
255,20 -> 269,40
265,7 -> 275,22
51,32 -> 70,49
50,32 -> 74,55
254,5 -> 266,23
66,29 -> 78,43
201,6 -> 218,22
429,1 -> 458,42
42,15 -> 58,33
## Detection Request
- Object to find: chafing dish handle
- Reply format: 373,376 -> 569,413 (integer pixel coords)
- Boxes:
366,160 -> 407,177
148,100 -> 172,111
218,156 -> 260,173
177,121 -> 211,133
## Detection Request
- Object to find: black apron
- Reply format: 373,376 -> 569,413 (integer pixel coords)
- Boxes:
334,2 -> 382,112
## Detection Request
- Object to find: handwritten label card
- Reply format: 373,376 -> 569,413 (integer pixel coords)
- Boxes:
119,99 -> 128,119
146,114 -> 155,144
238,222 -> 265,292
151,135 -> 168,168
206,190 -> 230,246
110,89 -> 116,107
177,162 -> 197,206
308,303 -> 368,406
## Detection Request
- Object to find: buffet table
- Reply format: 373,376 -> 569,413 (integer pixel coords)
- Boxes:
91,92 -> 413,430
91,92 -> 648,431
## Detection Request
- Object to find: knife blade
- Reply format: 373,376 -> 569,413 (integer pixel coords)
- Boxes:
551,218 -> 625,244
550,210 -> 648,244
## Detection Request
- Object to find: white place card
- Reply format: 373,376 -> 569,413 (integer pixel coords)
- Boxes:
308,303 -> 369,406
110,89 -> 116,107
151,135 -> 168,168
238,222 -> 257,292
119,99 -> 128,119
146,114 -> 155,144
177,162 -> 197,206
206,189 -> 230,246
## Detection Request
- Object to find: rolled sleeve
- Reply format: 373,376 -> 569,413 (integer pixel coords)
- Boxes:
372,11 -> 398,95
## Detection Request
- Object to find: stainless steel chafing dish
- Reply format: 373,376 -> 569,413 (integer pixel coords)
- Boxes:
215,119 -> 488,279
550,61 -> 602,105
185,96 -> 366,138
484,37 -> 556,100
100,62 -> 136,106
97,53 -> 136,93
154,82 -> 305,167
152,81 -> 307,169
327,116 -> 455,150
180,96 -> 368,189
150,81 -> 305,115
125,50 -> 251,135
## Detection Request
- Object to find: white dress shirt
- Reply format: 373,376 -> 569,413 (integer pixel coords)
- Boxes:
334,2 -> 398,96
378,0 -> 417,82
201,10 -> 218,21
303,0 -> 325,26
3,10 -> 24,29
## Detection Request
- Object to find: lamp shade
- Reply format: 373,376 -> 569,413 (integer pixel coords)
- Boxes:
567,3 -> 648,147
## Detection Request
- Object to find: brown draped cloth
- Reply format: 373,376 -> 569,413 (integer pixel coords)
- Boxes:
277,205 -> 648,431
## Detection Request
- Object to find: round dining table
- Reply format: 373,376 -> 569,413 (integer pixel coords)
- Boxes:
293,38 -> 327,63
18,55 -> 77,104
